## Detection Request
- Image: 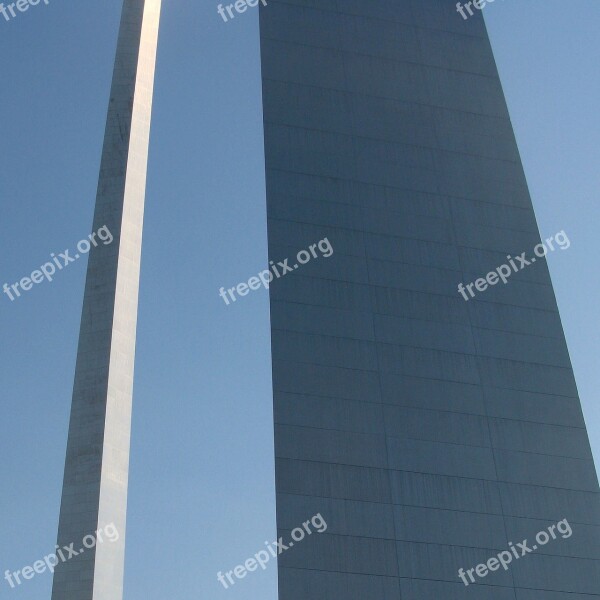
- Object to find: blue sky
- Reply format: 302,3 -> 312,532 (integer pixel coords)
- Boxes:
0,2 -> 598,599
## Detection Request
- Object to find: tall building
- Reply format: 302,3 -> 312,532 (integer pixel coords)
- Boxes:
260,1 -> 600,598
51,1 -> 161,599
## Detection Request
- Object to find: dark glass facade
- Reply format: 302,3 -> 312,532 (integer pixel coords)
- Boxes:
260,1 -> 600,598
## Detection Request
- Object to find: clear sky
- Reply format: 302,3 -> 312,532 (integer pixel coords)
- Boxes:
0,2 -> 598,599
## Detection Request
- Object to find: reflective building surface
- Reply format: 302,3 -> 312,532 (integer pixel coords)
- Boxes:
51,1 -> 162,598
260,1 -> 600,598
